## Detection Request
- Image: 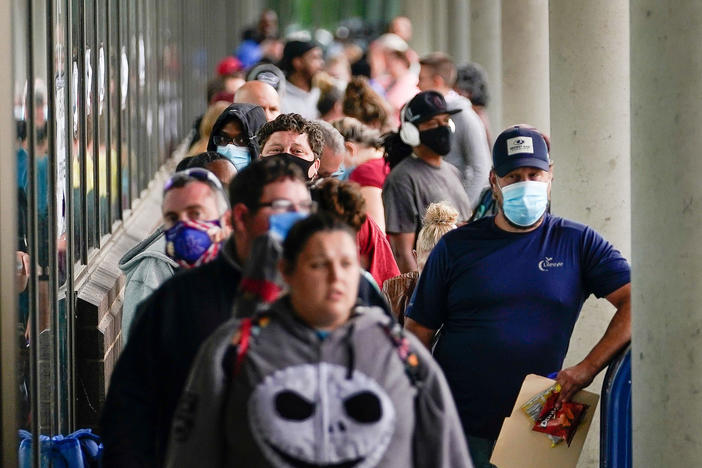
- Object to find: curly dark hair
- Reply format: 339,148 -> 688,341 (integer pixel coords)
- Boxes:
342,76 -> 389,130
311,178 -> 367,232
256,113 -> 325,160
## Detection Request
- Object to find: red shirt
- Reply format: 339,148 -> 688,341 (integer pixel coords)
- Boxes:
349,158 -> 389,189
356,216 -> 400,288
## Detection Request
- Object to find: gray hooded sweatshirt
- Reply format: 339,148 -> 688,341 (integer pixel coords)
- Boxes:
118,227 -> 178,343
165,298 -> 472,468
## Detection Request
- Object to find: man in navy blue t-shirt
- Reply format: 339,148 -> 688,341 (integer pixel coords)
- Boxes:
405,125 -> 631,467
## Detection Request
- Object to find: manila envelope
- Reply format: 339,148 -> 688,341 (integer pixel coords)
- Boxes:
490,374 -> 600,468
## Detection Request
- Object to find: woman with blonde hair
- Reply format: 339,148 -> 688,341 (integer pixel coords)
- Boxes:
383,201 -> 459,323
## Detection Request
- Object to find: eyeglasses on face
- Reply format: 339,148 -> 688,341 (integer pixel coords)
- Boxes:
257,198 -> 317,214
212,133 -> 248,147
163,167 -> 224,194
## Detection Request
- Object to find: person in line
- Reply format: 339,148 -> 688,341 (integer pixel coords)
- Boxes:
313,119 -> 346,179
234,80 -> 281,122
176,151 -> 237,188
279,40 -> 324,119
165,213 -> 473,468
383,201 -> 458,324
405,125 -> 631,467
187,101 -> 231,156
455,62 -> 492,145
382,91 -> 472,273
312,178 -> 399,289
332,117 -> 388,231
118,167 -> 230,343
207,103 -> 267,172
342,76 -> 392,132
418,53 -> 491,212
258,113 -> 325,182
102,159 -> 313,467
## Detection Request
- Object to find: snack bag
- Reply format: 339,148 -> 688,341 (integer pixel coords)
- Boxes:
532,391 -> 588,447
521,383 -> 560,422
521,383 -> 563,446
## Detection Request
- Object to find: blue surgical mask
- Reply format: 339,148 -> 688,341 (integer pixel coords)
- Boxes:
268,212 -> 309,239
498,180 -> 549,227
217,144 -> 251,171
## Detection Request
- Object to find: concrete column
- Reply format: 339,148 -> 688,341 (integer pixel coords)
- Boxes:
549,2 -> 630,467
432,0 -> 450,54
400,0 -> 433,55
447,0 -> 470,64
470,0 -> 502,133
631,3 -> 702,466
501,0 -> 549,132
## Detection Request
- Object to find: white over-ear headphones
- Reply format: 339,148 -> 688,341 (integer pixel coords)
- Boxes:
399,104 -> 420,147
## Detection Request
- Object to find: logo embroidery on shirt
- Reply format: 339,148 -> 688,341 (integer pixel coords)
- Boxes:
538,257 -> 564,272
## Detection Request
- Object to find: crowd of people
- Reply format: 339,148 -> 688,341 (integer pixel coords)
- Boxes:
102,10 -> 631,468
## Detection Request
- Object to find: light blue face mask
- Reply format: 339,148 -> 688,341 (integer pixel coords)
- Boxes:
268,212 -> 309,240
498,180 -> 549,227
217,144 -> 251,171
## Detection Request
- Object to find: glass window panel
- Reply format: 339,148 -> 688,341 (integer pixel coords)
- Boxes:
84,0 -> 97,251
108,0 -> 121,225
96,0 -> 110,237
70,0 -> 83,264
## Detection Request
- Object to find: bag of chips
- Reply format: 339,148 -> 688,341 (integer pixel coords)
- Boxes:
532,391 -> 588,447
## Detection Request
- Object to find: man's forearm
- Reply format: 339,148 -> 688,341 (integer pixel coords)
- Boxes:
581,300 -> 631,372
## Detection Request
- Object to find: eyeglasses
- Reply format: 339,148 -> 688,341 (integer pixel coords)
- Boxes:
257,198 -> 317,214
164,167 -> 225,194
212,133 -> 248,147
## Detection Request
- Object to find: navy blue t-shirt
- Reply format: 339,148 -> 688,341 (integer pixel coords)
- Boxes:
405,214 -> 630,439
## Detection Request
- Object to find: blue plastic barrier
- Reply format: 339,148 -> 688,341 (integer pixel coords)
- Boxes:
18,428 -> 103,468
600,345 -> 632,468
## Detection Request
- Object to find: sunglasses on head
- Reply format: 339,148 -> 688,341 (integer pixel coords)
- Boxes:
163,167 -> 224,194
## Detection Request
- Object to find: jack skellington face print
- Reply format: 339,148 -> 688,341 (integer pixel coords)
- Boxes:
248,363 -> 396,468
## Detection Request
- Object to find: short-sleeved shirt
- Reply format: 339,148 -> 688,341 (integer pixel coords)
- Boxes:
382,156 -> 472,236
349,157 -> 389,189
405,214 -> 630,439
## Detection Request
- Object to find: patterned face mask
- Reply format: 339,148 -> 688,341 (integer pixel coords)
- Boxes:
164,219 -> 223,268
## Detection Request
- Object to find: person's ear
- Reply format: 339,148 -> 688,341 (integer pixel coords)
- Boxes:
292,56 -> 303,73
489,170 -> 500,200
231,203 -> 249,233
309,158 -> 321,179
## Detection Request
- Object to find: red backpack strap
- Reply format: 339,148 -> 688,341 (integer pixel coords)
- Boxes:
230,314 -> 272,377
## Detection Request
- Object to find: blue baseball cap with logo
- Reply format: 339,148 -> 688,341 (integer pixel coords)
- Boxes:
492,126 -> 551,177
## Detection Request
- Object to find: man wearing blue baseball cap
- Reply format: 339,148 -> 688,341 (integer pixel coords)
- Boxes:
405,125 -> 631,467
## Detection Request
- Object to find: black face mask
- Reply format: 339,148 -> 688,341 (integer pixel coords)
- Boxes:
270,152 -> 315,180
419,125 -> 452,156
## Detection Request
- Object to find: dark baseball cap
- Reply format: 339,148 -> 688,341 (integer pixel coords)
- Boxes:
492,126 -> 551,177
402,91 -> 461,124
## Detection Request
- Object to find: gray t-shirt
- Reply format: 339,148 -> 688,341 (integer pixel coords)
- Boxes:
382,155 -> 473,235
444,91 -> 491,212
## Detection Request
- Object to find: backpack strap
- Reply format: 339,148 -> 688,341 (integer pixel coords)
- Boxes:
379,320 -> 422,387
230,313 -> 271,376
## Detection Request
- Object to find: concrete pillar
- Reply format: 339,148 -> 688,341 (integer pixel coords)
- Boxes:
470,0 -> 502,133
447,0 -> 470,64
501,0 -> 549,132
432,0 -> 449,54
400,0 -> 433,55
549,2 -> 630,467
631,3 -> 702,466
